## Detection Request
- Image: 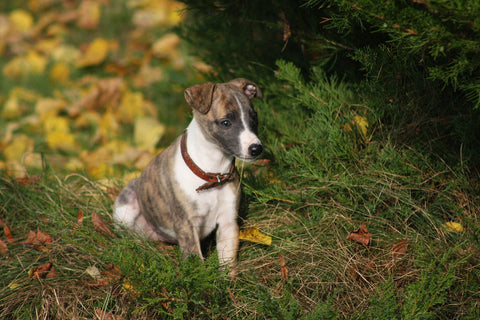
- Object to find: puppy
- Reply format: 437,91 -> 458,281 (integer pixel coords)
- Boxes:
113,78 -> 263,268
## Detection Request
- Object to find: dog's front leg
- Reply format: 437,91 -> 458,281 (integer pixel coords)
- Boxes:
216,219 -> 239,267
175,222 -> 203,260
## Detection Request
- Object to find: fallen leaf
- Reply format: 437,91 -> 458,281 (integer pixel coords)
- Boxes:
3,134 -> 35,161
101,264 -> 122,282
42,115 -> 77,151
30,262 -> 57,280
151,33 -> 180,59
391,239 -> 408,256
0,239 -> 8,255
35,98 -> 67,117
116,90 -> 147,123
49,62 -> 70,84
279,254 -> 288,282
3,50 -> 47,78
85,265 -> 101,279
15,175 -> 41,186
353,115 -> 369,138
51,44 -> 81,63
9,9 -> 34,32
443,221 -> 464,232
134,117 -> 165,150
95,308 -> 122,320
77,0 -> 101,30
122,280 -> 141,298
239,226 -> 272,246
24,228 -> 53,251
77,209 -> 84,226
346,224 -> 371,246
46,130 -> 77,151
71,77 -> 123,114
1,96 -> 24,119
92,212 -> 114,236
76,38 -> 110,67
86,264 -> 122,288
4,226 -> 16,244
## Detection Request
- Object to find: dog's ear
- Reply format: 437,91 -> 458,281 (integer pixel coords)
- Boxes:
184,82 -> 216,114
228,78 -> 263,100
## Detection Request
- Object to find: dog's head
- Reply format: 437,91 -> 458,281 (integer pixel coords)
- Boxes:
184,78 -> 263,161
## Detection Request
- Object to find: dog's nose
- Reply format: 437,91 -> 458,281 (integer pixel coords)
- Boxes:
248,143 -> 263,157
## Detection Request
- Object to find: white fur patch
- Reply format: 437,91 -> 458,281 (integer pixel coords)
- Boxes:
234,95 -> 261,159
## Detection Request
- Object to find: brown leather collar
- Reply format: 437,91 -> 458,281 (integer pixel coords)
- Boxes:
180,132 -> 236,192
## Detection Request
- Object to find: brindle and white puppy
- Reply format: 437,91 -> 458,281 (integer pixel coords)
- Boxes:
113,78 -> 263,268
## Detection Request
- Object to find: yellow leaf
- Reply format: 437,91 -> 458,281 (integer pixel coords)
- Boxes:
51,45 -> 80,63
35,98 -> 67,117
3,51 -> 47,78
134,117 -> 165,150
88,162 -> 116,180
9,9 -> 34,31
133,9 -> 168,28
10,87 -> 42,102
167,2 -> 185,25
76,38 -> 109,67
42,115 -> 77,151
122,280 -> 141,298
353,115 -> 369,138
49,62 -> 70,84
8,282 -> 21,290
65,158 -> 84,172
77,0 -> 101,30
443,221 -> 464,232
96,110 -> 120,143
3,134 -> 34,162
1,97 -> 24,119
35,38 -> 61,55
116,90 -> 146,123
43,115 -> 70,134
151,33 -> 180,58
46,130 -> 76,151
239,226 -> 272,246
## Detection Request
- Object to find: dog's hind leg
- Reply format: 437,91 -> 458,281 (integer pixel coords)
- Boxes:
114,179 -> 141,229
114,179 -> 173,241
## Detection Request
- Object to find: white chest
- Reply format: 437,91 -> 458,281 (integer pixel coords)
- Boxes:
173,149 -> 239,239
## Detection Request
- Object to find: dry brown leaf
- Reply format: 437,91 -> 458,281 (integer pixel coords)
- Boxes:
279,254 -> 288,282
77,209 -> 84,226
24,228 -> 53,251
70,77 -> 123,115
77,0 -> 101,30
391,239 -> 408,256
0,239 -> 8,255
346,224 -> 371,246
15,175 -> 41,186
95,308 -> 122,320
85,263 -> 122,287
4,226 -> 16,244
30,262 -> 57,280
92,212 -> 114,236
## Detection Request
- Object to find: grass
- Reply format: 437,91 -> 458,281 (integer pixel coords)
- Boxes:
1,1 -> 480,319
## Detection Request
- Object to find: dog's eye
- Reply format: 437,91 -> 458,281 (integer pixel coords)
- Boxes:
220,119 -> 231,127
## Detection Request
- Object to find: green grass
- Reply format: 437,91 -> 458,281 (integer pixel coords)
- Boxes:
1,1 -> 480,319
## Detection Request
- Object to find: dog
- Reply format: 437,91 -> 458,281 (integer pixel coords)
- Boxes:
113,78 -> 263,268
